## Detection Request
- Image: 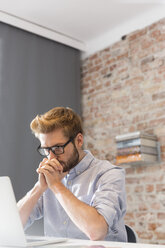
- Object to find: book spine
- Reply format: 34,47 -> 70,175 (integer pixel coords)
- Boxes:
116,132 -> 157,142
117,146 -> 141,155
117,145 -> 158,156
116,153 -> 157,164
117,138 -> 157,149
116,154 -> 141,164
117,138 -> 140,149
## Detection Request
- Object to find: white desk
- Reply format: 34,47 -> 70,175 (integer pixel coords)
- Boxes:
53,238 -> 165,248
0,238 -> 164,248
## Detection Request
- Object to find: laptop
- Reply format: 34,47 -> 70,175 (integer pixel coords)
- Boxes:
0,176 -> 67,247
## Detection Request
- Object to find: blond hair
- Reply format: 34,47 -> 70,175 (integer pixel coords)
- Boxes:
30,107 -> 83,138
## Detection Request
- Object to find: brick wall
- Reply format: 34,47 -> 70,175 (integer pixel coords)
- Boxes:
81,18 -> 165,244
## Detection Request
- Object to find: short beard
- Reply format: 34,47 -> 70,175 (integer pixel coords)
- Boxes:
59,142 -> 79,173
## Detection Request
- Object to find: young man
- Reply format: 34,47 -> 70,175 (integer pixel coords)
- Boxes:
18,107 -> 127,241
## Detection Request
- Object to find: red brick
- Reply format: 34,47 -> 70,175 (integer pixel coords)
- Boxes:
150,30 -> 161,39
156,232 -> 165,240
139,203 -> 148,211
102,53 -> 111,60
128,28 -> 147,41
105,58 -> 116,65
125,167 -> 135,174
134,185 -> 144,193
158,65 -> 165,74
156,184 -> 165,192
157,213 -> 165,220
117,52 -> 128,60
101,68 -> 108,75
148,223 -> 157,231
125,212 -> 134,220
151,203 -> 161,211
88,65 -> 102,73
141,39 -> 153,49
146,184 -> 154,193
138,232 -> 153,240
94,58 -> 102,65
89,53 -> 98,60
161,146 -> 165,153
136,212 -> 155,222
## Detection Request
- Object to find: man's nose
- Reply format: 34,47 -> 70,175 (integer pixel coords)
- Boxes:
48,150 -> 57,160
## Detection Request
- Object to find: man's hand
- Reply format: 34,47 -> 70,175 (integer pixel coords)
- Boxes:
37,158 -> 67,189
36,158 -> 49,192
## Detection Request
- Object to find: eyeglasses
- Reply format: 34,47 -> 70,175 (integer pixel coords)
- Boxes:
37,138 -> 73,157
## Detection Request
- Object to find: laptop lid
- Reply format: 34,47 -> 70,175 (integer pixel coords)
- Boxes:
0,176 -> 27,246
0,176 -> 67,247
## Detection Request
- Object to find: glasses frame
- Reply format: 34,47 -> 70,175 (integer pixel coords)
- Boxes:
37,137 -> 73,157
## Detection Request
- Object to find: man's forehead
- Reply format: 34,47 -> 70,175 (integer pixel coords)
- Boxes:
39,129 -> 67,146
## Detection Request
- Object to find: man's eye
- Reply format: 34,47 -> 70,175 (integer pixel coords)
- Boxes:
53,147 -> 62,151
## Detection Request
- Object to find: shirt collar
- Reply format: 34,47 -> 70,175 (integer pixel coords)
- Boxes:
66,150 -> 94,179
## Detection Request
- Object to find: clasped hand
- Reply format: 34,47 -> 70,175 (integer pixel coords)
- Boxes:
36,157 -> 67,190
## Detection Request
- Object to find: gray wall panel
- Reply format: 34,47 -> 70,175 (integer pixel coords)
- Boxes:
0,22 -> 81,203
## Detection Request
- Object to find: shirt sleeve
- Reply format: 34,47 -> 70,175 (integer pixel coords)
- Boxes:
91,167 -> 126,231
24,193 -> 44,230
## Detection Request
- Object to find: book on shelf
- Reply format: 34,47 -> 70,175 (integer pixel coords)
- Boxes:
116,153 -> 158,165
117,145 -> 158,156
115,131 -> 157,142
116,137 -> 157,149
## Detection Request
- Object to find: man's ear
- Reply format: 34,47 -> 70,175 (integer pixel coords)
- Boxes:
75,133 -> 83,148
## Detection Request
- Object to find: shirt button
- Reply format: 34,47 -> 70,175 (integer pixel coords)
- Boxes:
68,181 -> 71,185
63,221 -> 67,225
